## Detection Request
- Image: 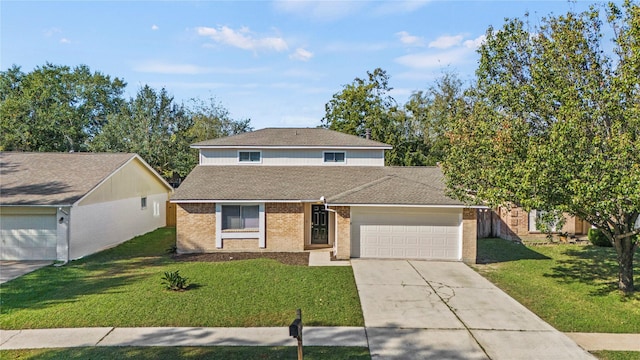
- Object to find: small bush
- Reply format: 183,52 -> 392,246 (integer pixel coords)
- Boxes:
588,228 -> 612,247
162,270 -> 189,291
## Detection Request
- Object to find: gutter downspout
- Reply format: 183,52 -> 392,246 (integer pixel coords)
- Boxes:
55,207 -> 70,266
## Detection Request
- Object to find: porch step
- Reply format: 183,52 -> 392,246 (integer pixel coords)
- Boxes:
308,251 -> 351,267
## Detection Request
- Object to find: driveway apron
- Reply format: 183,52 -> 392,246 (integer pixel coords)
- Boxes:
351,259 -> 595,360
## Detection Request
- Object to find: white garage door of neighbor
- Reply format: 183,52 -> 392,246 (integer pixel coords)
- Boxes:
0,214 -> 58,260
352,207 -> 461,260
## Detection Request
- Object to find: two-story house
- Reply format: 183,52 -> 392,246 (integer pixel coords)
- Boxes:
171,127 -> 478,263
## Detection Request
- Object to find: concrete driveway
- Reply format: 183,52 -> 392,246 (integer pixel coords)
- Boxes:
0,261 -> 52,284
352,259 -> 594,360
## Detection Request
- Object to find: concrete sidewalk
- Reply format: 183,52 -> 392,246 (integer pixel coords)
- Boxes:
0,327 -> 367,350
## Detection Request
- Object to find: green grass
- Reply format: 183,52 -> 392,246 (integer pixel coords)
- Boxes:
0,228 -> 363,329
0,347 -> 371,360
473,238 -> 640,333
592,351 -> 640,360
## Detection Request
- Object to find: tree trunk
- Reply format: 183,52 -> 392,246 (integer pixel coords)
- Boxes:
615,236 -> 636,294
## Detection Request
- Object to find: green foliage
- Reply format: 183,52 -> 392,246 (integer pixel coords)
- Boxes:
322,68 -> 462,166
589,228 -> 613,247
535,210 -> 567,241
161,270 -> 189,291
444,1 -> 640,292
0,63 -> 126,152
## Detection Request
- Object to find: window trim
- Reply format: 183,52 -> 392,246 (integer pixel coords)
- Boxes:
237,150 -> 262,164
215,203 -> 265,248
323,151 -> 346,164
141,196 -> 147,210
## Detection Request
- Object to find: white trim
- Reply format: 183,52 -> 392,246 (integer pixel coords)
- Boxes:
171,199 -> 315,204
458,211 -> 463,261
237,150 -> 262,164
193,145 -> 392,150
322,151 -> 347,165
215,202 -> 265,249
327,203 -> 480,209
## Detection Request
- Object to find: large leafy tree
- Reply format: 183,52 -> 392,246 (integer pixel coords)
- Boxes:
0,63 -> 126,151
444,2 -> 639,293
322,68 -> 430,165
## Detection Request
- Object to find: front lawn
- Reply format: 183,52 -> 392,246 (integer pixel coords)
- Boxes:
0,347 -> 370,360
0,228 -> 364,329
473,238 -> 640,333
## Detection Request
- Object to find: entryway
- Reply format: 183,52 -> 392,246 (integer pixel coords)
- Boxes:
310,204 -> 328,245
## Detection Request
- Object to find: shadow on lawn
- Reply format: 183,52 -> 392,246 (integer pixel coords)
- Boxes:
476,238 -> 550,264
0,256 -> 171,313
544,246 -> 639,297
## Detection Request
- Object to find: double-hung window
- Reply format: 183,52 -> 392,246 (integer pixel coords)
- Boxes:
239,151 -> 261,163
324,151 -> 345,163
222,205 -> 259,230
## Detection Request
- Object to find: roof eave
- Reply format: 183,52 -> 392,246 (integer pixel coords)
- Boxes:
191,145 -> 393,150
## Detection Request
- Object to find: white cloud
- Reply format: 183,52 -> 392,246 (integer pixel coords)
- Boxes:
272,0 -> 365,21
396,31 -> 424,47
59,38 -> 71,44
289,47 -> 314,61
196,26 -> 288,52
463,35 -> 486,49
151,24 -> 159,31
133,61 -> 268,75
428,34 -> 464,49
395,47 -> 472,69
43,27 -> 62,37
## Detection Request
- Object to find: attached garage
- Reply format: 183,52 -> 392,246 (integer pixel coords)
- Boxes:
0,208 -> 58,260
351,207 -> 462,260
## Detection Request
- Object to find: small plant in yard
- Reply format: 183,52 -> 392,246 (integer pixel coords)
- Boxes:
588,228 -> 613,247
162,270 -> 189,291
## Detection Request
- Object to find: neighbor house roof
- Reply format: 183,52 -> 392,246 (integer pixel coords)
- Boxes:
0,152 -> 169,206
191,127 -> 392,149
171,166 -> 463,206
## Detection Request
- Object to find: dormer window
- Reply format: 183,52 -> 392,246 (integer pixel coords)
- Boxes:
324,151 -> 345,163
239,151 -> 261,163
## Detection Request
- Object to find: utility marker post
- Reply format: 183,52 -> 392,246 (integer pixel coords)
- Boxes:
289,308 -> 303,360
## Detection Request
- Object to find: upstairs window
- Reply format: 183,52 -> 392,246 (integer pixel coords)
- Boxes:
239,151 -> 261,163
324,152 -> 345,163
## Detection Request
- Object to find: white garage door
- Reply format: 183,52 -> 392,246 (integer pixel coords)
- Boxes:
351,207 -> 461,260
1,214 -> 58,260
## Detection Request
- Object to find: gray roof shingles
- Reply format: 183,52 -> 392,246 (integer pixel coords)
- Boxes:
172,165 -> 463,206
0,152 -> 136,206
192,127 -> 392,148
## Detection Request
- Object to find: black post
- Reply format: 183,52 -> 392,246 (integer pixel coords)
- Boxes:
296,308 -> 303,360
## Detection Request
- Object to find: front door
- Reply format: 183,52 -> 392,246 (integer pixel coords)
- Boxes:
311,205 -> 329,244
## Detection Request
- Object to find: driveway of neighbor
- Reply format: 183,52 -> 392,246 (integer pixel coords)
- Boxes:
351,259 -> 595,360
0,261 -> 52,284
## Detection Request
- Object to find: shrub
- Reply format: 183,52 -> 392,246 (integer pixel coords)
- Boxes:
588,228 -> 612,247
162,270 -> 189,291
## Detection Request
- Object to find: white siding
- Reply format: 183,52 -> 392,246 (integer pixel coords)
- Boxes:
199,148 -> 384,166
69,193 -> 167,259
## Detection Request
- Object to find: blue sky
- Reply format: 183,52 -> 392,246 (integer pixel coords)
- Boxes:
2,1 -> 598,129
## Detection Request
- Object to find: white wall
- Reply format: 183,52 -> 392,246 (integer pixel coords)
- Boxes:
199,148 -> 384,166
69,193 -> 167,259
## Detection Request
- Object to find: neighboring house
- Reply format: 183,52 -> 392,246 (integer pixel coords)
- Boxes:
171,128 -> 479,263
477,206 -> 591,241
0,152 -> 173,261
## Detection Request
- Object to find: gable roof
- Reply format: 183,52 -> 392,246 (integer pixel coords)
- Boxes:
171,165 -> 463,206
0,152 -> 171,206
191,128 -> 392,149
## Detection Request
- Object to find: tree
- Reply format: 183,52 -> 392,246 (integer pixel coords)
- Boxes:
322,68 -> 430,165
90,86 -> 192,182
443,2 -> 640,293
405,72 -> 467,165
0,63 -> 126,151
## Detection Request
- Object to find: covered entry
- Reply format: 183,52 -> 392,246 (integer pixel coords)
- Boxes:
351,207 -> 462,260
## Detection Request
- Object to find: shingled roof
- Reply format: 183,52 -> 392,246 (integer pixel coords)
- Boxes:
172,166 -> 463,206
191,128 -> 392,148
1,152 -> 140,206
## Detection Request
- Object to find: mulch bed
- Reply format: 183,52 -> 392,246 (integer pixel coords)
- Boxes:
173,252 -> 310,266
